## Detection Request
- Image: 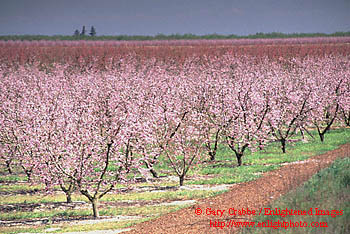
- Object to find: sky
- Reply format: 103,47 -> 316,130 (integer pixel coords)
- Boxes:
0,0 -> 349,36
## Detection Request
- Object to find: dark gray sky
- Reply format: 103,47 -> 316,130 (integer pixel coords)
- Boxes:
1,0 -> 349,36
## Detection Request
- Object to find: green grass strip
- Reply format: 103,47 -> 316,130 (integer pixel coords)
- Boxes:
240,157 -> 350,234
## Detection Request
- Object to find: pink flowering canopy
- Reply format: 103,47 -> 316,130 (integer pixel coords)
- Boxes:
1,40 -> 349,217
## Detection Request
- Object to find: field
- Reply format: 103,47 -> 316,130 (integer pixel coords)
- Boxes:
0,37 -> 349,233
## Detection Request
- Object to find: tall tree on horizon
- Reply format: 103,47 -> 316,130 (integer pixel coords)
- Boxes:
74,29 -> 80,37
80,26 -> 86,36
89,26 -> 96,36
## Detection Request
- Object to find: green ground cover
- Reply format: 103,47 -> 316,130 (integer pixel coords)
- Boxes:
240,157 -> 350,234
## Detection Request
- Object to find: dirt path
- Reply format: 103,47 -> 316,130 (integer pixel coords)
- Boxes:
122,144 -> 350,234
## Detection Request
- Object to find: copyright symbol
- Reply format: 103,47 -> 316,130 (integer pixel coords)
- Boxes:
195,208 -> 202,215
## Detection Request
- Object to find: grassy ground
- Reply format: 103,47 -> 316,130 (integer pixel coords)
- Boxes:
186,128 -> 350,185
240,157 -> 350,234
0,128 -> 349,233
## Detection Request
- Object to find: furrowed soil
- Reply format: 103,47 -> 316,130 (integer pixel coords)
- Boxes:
122,143 -> 350,234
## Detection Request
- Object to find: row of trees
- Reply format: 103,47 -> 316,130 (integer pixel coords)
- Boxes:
1,40 -> 349,71
0,53 -> 349,218
74,26 -> 96,37
1,32 -> 350,42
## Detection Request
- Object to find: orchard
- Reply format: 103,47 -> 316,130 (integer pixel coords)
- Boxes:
0,38 -> 349,219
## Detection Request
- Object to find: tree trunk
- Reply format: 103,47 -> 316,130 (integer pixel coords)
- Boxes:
236,153 -> 243,167
60,183 -> 75,203
5,160 -> 12,174
144,161 -> 159,178
319,132 -> 325,142
209,151 -> 216,161
300,128 -> 305,140
280,138 -> 286,153
66,192 -> 72,203
346,117 -> 350,126
25,170 -> 32,182
208,129 -> 220,161
179,175 -> 185,187
21,165 -> 32,182
80,190 -> 100,218
149,168 -> 159,178
92,199 -> 99,218
317,104 -> 338,143
345,111 -> 350,126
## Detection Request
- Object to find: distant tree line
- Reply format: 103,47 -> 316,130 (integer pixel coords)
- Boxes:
74,26 -> 96,37
1,31 -> 350,41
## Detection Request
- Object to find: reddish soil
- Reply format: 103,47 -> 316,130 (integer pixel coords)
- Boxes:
122,144 -> 350,234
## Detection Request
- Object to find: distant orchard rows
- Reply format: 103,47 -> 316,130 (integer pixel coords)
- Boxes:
0,41 -> 349,217
1,38 -> 350,67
